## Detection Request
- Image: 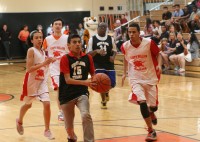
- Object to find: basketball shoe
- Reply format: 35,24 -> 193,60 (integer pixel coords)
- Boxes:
101,101 -> 107,109
44,129 -> 55,140
145,129 -> 157,141
16,118 -> 24,135
58,111 -> 64,121
150,112 -> 157,125
68,138 -> 76,142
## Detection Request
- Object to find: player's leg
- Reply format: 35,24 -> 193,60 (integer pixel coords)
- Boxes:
130,84 -> 157,141
39,93 -> 55,140
95,69 -> 107,109
16,96 -> 34,135
51,75 -> 64,121
76,95 -> 94,142
105,70 -> 116,102
146,85 -> 158,126
61,100 -> 77,141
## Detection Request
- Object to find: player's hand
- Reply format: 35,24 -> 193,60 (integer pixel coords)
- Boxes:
86,79 -> 97,90
109,56 -> 115,63
156,65 -> 162,76
121,74 -> 126,87
43,57 -> 53,66
99,49 -> 106,56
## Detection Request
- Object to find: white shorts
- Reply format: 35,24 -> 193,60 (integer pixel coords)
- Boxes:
128,83 -> 158,106
51,75 -> 59,90
23,93 -> 50,104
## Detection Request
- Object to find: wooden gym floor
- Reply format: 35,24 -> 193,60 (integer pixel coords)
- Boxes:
0,61 -> 200,142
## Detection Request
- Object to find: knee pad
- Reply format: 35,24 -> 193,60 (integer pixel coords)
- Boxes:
140,102 -> 150,119
149,106 -> 158,112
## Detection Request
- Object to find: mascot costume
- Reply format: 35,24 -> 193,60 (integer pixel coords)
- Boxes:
83,17 -> 98,51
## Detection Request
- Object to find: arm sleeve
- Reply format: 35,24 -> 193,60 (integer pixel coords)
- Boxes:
150,40 -> 160,56
86,37 -> 93,53
60,55 -> 70,74
88,54 -> 95,75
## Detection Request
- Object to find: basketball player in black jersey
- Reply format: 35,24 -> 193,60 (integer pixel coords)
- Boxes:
87,22 -> 117,109
59,34 -> 96,142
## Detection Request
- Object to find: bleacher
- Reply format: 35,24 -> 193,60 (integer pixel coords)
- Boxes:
114,0 -> 200,76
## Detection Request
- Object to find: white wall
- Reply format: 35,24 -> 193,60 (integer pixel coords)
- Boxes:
0,0 -> 127,16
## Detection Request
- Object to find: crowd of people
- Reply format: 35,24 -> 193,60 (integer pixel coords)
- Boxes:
114,3 -> 200,74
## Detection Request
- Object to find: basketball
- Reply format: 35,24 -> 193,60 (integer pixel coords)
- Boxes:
92,73 -> 111,93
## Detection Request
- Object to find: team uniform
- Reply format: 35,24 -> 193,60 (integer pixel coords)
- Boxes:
121,38 -> 160,106
59,52 -> 95,142
20,47 -> 49,103
87,34 -> 117,88
43,34 -> 69,90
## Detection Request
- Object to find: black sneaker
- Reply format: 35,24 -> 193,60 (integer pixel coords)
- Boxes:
101,101 -> 107,109
68,138 -> 76,142
150,112 -> 157,125
145,129 -> 157,141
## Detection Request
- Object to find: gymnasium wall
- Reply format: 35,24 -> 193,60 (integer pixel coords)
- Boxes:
0,0 -> 127,59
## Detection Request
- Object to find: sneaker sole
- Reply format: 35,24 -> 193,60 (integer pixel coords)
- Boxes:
16,119 -> 24,135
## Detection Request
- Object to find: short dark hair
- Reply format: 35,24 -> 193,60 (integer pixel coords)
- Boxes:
163,6 -> 168,9
67,34 -> 81,43
174,4 -> 180,7
128,23 -> 140,32
30,30 -> 41,40
52,18 -> 64,27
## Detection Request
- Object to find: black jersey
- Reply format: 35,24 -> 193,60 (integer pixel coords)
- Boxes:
92,35 -> 114,70
59,54 -> 90,104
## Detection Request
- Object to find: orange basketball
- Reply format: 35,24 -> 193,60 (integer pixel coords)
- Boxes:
92,73 -> 111,93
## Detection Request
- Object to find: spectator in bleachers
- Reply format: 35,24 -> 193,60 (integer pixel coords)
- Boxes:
161,6 -> 172,24
151,30 -> 160,45
171,4 -> 184,25
179,6 -> 191,33
120,14 -> 128,25
167,32 -> 177,53
153,20 -> 162,35
159,38 -> 170,70
187,33 -> 200,60
143,18 -> 154,37
196,0 -> 200,10
190,10 -> 200,32
169,32 -> 188,73
160,24 -> 169,40
188,5 -> 199,32
114,20 -> 123,52
169,25 -> 178,35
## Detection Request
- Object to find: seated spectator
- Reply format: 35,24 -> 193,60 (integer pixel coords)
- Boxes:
196,0 -> 200,10
159,38 -> 170,70
160,24 -> 169,40
171,4 -> 184,24
63,25 -> 70,35
151,30 -> 160,45
114,20 -> 123,52
120,14 -> 128,25
186,33 -> 200,60
143,18 -> 154,37
178,6 -> 191,33
167,32 -> 177,54
188,5 -> 199,32
161,6 -> 172,24
169,32 -> 188,73
168,24 -> 178,35
153,20 -> 162,35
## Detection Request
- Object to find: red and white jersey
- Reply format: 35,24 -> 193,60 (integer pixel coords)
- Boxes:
20,47 -> 48,101
121,38 -> 160,85
43,34 -> 69,76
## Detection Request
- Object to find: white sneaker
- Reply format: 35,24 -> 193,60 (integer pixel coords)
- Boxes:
58,111 -> 64,121
179,68 -> 185,73
16,118 -> 24,135
44,130 -> 55,140
174,66 -> 179,71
